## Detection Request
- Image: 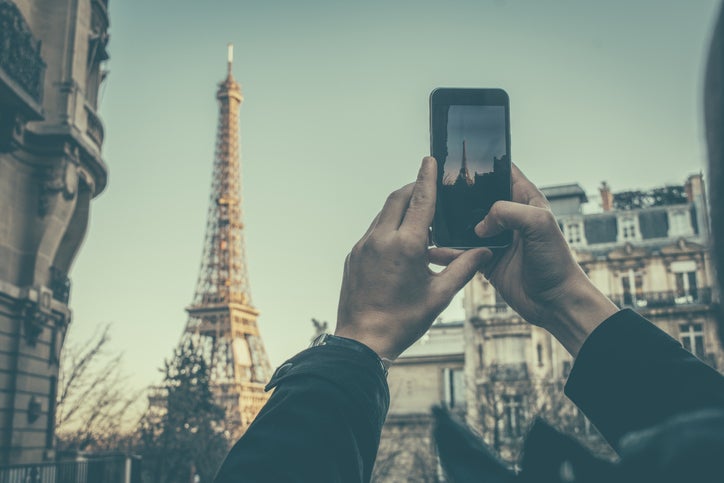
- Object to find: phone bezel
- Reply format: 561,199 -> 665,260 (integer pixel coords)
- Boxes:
429,87 -> 513,249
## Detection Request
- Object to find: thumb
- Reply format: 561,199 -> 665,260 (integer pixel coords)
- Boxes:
475,201 -> 555,238
433,248 -> 492,302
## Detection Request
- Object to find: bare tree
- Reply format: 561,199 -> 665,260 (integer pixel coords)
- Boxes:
56,324 -> 141,452
532,380 -> 616,460
373,416 -> 440,483
475,373 -> 615,463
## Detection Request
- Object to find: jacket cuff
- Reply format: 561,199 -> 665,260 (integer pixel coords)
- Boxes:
265,344 -> 390,424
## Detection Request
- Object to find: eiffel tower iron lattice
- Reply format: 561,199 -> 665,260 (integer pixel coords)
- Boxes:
183,44 -> 271,437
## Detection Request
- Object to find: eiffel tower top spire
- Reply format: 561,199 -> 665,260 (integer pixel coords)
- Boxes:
192,43 -> 250,307
227,42 -> 234,77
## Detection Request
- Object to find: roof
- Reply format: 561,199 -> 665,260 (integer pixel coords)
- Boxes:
541,183 -> 588,202
399,322 -> 464,358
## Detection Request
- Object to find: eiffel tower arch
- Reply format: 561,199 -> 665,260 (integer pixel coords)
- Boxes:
183,45 -> 271,438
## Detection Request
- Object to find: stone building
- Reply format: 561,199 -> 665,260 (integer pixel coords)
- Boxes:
0,0 -> 109,464
375,321 -> 464,482
462,174 -> 721,461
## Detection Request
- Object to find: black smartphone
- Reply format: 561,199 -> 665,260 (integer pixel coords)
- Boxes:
430,88 -> 512,249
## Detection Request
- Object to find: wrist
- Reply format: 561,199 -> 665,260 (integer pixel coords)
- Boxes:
546,280 -> 619,358
333,327 -> 399,361
319,333 -> 393,374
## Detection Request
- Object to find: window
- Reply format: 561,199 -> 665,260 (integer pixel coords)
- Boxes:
668,209 -> 693,237
536,343 -> 543,367
675,271 -> 698,304
680,323 -> 705,359
562,360 -> 572,378
494,290 -> 508,313
619,215 -> 639,241
443,368 -> 466,409
502,394 -> 525,438
621,269 -> 646,307
478,344 -> 484,368
671,261 -> 698,304
564,222 -> 584,246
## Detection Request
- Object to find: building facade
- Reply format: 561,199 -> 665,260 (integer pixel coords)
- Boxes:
378,173 -> 721,474
462,174 -> 721,461
0,0 -> 109,464
376,321 -> 464,482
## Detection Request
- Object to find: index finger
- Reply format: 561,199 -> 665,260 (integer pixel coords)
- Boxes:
400,156 -> 437,235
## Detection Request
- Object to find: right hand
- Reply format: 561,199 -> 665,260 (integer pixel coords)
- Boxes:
335,157 -> 492,360
474,164 -> 618,356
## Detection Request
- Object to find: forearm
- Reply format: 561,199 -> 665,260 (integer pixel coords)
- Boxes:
214,345 -> 389,483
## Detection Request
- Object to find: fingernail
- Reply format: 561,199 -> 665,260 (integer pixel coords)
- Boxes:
475,218 -> 488,238
480,248 -> 494,263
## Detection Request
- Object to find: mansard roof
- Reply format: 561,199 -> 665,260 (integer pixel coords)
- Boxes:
540,183 -> 588,201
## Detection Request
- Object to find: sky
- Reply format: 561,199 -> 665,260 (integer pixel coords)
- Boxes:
69,0 -> 722,394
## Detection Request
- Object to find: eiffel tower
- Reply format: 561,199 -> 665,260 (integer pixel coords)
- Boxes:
183,44 -> 271,437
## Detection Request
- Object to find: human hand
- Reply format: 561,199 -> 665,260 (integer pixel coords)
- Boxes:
474,164 -> 618,357
335,157 -> 493,360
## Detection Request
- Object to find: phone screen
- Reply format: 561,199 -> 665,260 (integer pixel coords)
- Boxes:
430,89 -> 512,248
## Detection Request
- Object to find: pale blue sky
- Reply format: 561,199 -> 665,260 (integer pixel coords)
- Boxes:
70,0 -> 721,392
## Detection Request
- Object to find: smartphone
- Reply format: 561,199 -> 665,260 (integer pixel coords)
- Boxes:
430,88 -> 512,249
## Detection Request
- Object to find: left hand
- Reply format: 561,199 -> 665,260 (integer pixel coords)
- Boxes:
335,157 -> 493,360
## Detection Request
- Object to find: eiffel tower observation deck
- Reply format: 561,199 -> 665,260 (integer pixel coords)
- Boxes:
184,44 -> 271,436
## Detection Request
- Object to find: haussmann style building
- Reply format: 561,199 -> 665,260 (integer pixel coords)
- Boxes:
462,173 -> 721,461
0,0 -> 109,465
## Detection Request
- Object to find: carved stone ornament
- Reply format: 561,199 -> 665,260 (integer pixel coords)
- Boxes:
27,396 -> 42,424
39,157 -> 78,216
20,300 -> 50,346
50,266 -> 71,304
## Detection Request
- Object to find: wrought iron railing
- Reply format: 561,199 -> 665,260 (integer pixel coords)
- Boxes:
488,362 -> 528,382
85,106 -> 104,146
0,455 -> 140,483
0,0 -> 46,104
609,287 -> 713,309
478,287 -> 714,319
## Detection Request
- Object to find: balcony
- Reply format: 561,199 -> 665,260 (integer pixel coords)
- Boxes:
608,287 -> 713,310
0,0 -> 46,117
488,362 -> 529,382
85,105 -> 104,147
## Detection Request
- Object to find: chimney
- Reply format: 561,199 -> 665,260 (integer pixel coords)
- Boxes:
685,173 -> 704,202
600,181 -> 614,212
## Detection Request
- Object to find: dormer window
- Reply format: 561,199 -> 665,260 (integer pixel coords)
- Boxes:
618,215 -> 640,242
563,222 -> 585,246
668,209 -> 693,237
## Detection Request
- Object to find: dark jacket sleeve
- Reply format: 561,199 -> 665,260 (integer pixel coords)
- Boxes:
214,343 -> 390,483
564,309 -> 724,448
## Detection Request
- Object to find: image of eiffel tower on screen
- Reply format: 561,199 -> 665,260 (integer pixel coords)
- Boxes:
440,105 -> 509,244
